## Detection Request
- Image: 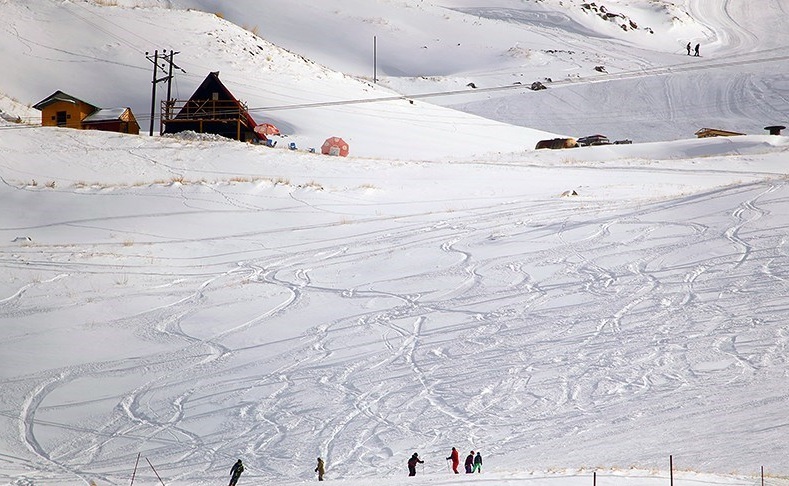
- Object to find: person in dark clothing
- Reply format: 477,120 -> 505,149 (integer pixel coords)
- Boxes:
472,451 -> 482,473
229,459 -> 244,486
315,457 -> 325,481
464,451 -> 474,473
694,43 -> 700,56
407,452 -> 424,476
446,447 -> 459,474
686,42 -> 691,55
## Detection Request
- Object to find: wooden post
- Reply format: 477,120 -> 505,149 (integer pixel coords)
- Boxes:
669,455 -> 674,486
761,466 -> 764,486
129,452 -> 140,486
373,36 -> 377,83
594,470 -> 597,486
146,457 -> 166,486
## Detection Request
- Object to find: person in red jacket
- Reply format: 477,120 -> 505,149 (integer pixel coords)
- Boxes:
445,447 -> 459,474
464,451 -> 474,473
407,452 -> 424,476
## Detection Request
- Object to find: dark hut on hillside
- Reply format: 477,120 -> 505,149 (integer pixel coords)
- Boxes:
694,127 -> 745,138
161,71 -> 262,142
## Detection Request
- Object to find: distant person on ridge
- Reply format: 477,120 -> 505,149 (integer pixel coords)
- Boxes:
694,43 -> 700,56
315,457 -> 325,481
228,459 -> 244,486
472,451 -> 482,473
464,451 -> 474,473
407,452 -> 424,476
446,447 -> 459,474
686,42 -> 691,55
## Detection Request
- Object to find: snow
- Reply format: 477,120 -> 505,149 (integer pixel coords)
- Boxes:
1,1 -> 789,485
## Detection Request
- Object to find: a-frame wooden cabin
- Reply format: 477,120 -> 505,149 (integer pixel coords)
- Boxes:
161,72 -> 262,142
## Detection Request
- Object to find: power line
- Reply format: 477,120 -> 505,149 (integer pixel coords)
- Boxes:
61,1 -> 150,55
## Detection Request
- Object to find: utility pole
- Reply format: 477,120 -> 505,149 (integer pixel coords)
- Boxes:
162,50 -> 185,135
146,50 -> 160,136
373,36 -> 377,84
145,50 -> 183,136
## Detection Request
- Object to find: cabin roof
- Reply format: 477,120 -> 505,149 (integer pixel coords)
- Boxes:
83,107 -> 130,123
695,127 -> 745,136
33,91 -> 98,111
182,71 -> 259,136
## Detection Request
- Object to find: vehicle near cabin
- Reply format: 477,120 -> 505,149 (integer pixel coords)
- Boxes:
576,134 -> 611,146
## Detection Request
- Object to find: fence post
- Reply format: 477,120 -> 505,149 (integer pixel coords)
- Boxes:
669,455 -> 674,486
130,452 -> 140,486
146,457 -> 166,486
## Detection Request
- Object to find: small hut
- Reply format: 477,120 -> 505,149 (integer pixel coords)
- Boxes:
33,91 -> 139,134
695,128 -> 745,138
82,107 -> 139,134
535,138 -> 577,150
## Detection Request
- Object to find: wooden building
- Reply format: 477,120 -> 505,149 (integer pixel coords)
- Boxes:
33,91 -> 140,134
694,127 -> 745,138
82,108 -> 139,134
161,71 -> 263,142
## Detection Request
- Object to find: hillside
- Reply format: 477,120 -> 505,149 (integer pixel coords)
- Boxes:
0,0 -> 558,159
162,0 -> 789,142
1,1 -> 789,485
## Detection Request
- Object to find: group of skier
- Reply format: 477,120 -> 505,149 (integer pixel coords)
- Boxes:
407,448 -> 483,477
445,447 -> 482,474
227,448 -> 483,483
686,41 -> 700,56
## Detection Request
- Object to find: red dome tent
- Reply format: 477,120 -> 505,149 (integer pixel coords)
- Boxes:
321,137 -> 349,157
254,123 -> 280,136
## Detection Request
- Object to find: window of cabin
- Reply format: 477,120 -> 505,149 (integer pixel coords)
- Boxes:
56,111 -> 67,126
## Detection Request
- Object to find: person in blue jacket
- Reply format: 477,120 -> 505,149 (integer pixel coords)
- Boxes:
464,451 -> 474,473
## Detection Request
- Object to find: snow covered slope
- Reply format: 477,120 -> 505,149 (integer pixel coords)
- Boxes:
1,122 -> 789,485
1,1 -> 789,485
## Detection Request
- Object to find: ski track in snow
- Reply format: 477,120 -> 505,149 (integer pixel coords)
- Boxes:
2,177 -> 789,484
2,0 -> 789,484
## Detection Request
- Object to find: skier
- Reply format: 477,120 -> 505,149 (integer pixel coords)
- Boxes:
228,459 -> 244,486
686,42 -> 691,55
694,43 -> 700,56
315,457 -> 325,481
407,452 -> 424,476
473,451 -> 482,473
464,451 -> 474,473
445,447 -> 459,474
